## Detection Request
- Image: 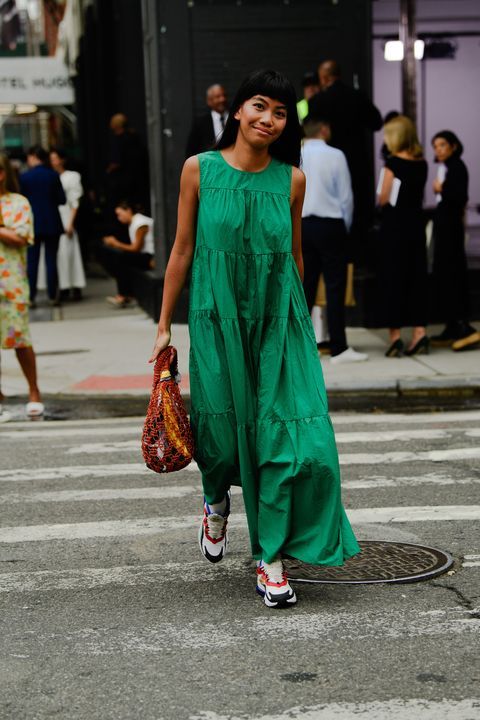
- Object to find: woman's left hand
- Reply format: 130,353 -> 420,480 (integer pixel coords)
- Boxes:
433,179 -> 443,194
149,329 -> 171,363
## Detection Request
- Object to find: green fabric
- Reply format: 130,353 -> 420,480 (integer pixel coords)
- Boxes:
189,150 -> 360,565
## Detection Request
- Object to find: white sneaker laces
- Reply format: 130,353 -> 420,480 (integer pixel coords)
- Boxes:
206,513 -> 227,539
262,559 -> 285,584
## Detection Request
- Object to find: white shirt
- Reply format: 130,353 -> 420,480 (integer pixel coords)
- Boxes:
211,110 -> 227,143
58,170 -> 83,229
301,139 -> 353,231
129,213 -> 154,255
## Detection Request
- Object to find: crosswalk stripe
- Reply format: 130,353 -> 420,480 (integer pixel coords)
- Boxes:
0,471 -> 476,498
0,559 -> 477,594
330,410 -> 480,425
0,505 -> 479,543
11,609 -> 478,654
66,441 -> 480,462
335,429 -> 449,442
188,699 -> 480,720
0,426 -> 142,440
0,464 -> 148,483
0,427 -> 455,442
0,486 -> 199,504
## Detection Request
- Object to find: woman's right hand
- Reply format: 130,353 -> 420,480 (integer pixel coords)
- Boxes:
149,329 -> 171,363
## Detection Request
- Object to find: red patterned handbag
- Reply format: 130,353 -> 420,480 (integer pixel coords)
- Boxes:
142,346 -> 194,473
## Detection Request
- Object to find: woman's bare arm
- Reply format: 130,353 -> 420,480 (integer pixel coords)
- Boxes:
0,227 -> 28,247
149,156 -> 200,362
290,166 -> 306,281
378,167 -> 394,206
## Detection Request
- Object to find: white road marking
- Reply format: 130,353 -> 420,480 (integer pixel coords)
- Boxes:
187,447 -> 480,471
342,473 -> 480,490
0,426 -> 142,440
1,472 -> 475,497
463,554 -> 480,568
335,429 -> 449,442
465,429 -> 480,437
66,440 -> 139,454
0,426 -> 453,442
0,505 -> 479,543
12,608 -> 478,656
341,448 -> 480,464
0,464 -> 149,483
188,699 -> 480,720
0,486 -> 199,504
1,558 -> 479,595
330,410 -> 480,425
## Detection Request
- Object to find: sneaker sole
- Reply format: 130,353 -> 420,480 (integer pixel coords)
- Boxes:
256,583 -> 297,608
198,522 -> 228,564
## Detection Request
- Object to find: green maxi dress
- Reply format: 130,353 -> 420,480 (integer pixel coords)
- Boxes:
189,150 -> 360,565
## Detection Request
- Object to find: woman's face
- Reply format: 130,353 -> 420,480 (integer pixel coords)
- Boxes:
115,207 -> 133,224
433,137 -> 456,163
50,152 -> 63,172
234,95 -> 287,148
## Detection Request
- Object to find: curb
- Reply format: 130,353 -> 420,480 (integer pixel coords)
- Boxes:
3,381 -> 480,420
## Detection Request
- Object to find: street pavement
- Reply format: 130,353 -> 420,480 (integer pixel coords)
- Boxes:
1,409 -> 479,719
1,278 -> 479,416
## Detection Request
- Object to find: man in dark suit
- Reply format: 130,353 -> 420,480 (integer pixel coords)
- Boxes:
20,145 -> 66,306
185,84 -> 228,157
309,60 -> 383,252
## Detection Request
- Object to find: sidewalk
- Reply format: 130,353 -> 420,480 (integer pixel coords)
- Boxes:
1,277 -> 479,415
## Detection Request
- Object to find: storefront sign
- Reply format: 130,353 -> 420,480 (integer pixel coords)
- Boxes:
0,57 -> 74,104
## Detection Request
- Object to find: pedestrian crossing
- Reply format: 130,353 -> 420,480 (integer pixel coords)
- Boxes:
1,410 -> 479,718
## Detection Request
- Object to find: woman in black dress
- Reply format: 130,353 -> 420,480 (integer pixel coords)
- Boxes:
377,115 -> 428,357
430,130 -> 477,349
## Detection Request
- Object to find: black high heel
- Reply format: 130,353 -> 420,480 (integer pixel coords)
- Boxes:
405,336 -> 430,356
385,339 -> 404,358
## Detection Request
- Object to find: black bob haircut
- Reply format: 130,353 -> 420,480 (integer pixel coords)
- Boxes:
431,130 -> 464,158
216,69 -> 301,167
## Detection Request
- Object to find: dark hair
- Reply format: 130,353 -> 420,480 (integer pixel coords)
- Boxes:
384,110 -> 400,125
27,145 -> 49,164
216,69 -> 301,167
0,152 -> 20,193
115,199 -> 144,214
431,130 -> 464,157
50,147 -> 67,161
302,71 -> 318,88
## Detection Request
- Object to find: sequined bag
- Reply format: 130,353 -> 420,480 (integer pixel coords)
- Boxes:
142,346 -> 194,473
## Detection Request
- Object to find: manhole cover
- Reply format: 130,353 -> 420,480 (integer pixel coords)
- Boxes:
284,541 -> 453,585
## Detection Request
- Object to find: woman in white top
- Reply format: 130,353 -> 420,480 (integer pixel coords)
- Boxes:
49,149 -> 86,300
101,200 -> 154,307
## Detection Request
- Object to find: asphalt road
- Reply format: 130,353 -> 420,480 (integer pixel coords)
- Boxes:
0,410 -> 479,720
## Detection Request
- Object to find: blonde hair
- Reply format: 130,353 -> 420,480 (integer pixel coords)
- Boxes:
0,152 -> 20,193
383,115 -> 423,159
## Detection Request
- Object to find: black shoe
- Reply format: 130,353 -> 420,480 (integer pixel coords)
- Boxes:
59,289 -> 70,302
431,323 -> 477,346
316,341 -> 331,355
385,339 -> 404,358
72,288 -> 83,301
405,336 -> 430,356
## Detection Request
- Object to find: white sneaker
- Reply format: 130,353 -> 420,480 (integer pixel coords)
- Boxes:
330,347 -> 369,364
198,492 -> 231,564
256,559 -> 297,608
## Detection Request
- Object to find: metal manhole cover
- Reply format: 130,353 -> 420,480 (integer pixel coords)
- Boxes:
284,541 -> 454,585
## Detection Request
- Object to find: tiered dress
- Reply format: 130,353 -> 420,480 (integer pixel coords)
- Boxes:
189,151 -> 360,565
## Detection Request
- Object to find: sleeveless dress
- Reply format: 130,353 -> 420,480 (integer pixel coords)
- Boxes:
189,150 -> 360,565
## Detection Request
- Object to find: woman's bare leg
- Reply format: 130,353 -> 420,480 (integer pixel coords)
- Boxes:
389,328 -> 401,343
15,347 -> 41,402
409,326 -> 427,350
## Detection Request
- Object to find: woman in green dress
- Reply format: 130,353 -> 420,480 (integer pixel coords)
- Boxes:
150,70 -> 360,608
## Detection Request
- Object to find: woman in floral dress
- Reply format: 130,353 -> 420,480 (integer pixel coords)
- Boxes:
0,152 -> 43,418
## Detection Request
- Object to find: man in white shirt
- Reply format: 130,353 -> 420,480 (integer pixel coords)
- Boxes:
302,115 -> 368,364
185,84 -> 228,157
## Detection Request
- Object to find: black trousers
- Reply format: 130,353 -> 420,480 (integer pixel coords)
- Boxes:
98,245 -> 152,297
27,234 -> 60,301
302,216 -> 348,357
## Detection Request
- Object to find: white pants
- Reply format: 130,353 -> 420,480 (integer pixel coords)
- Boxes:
38,232 -> 86,290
